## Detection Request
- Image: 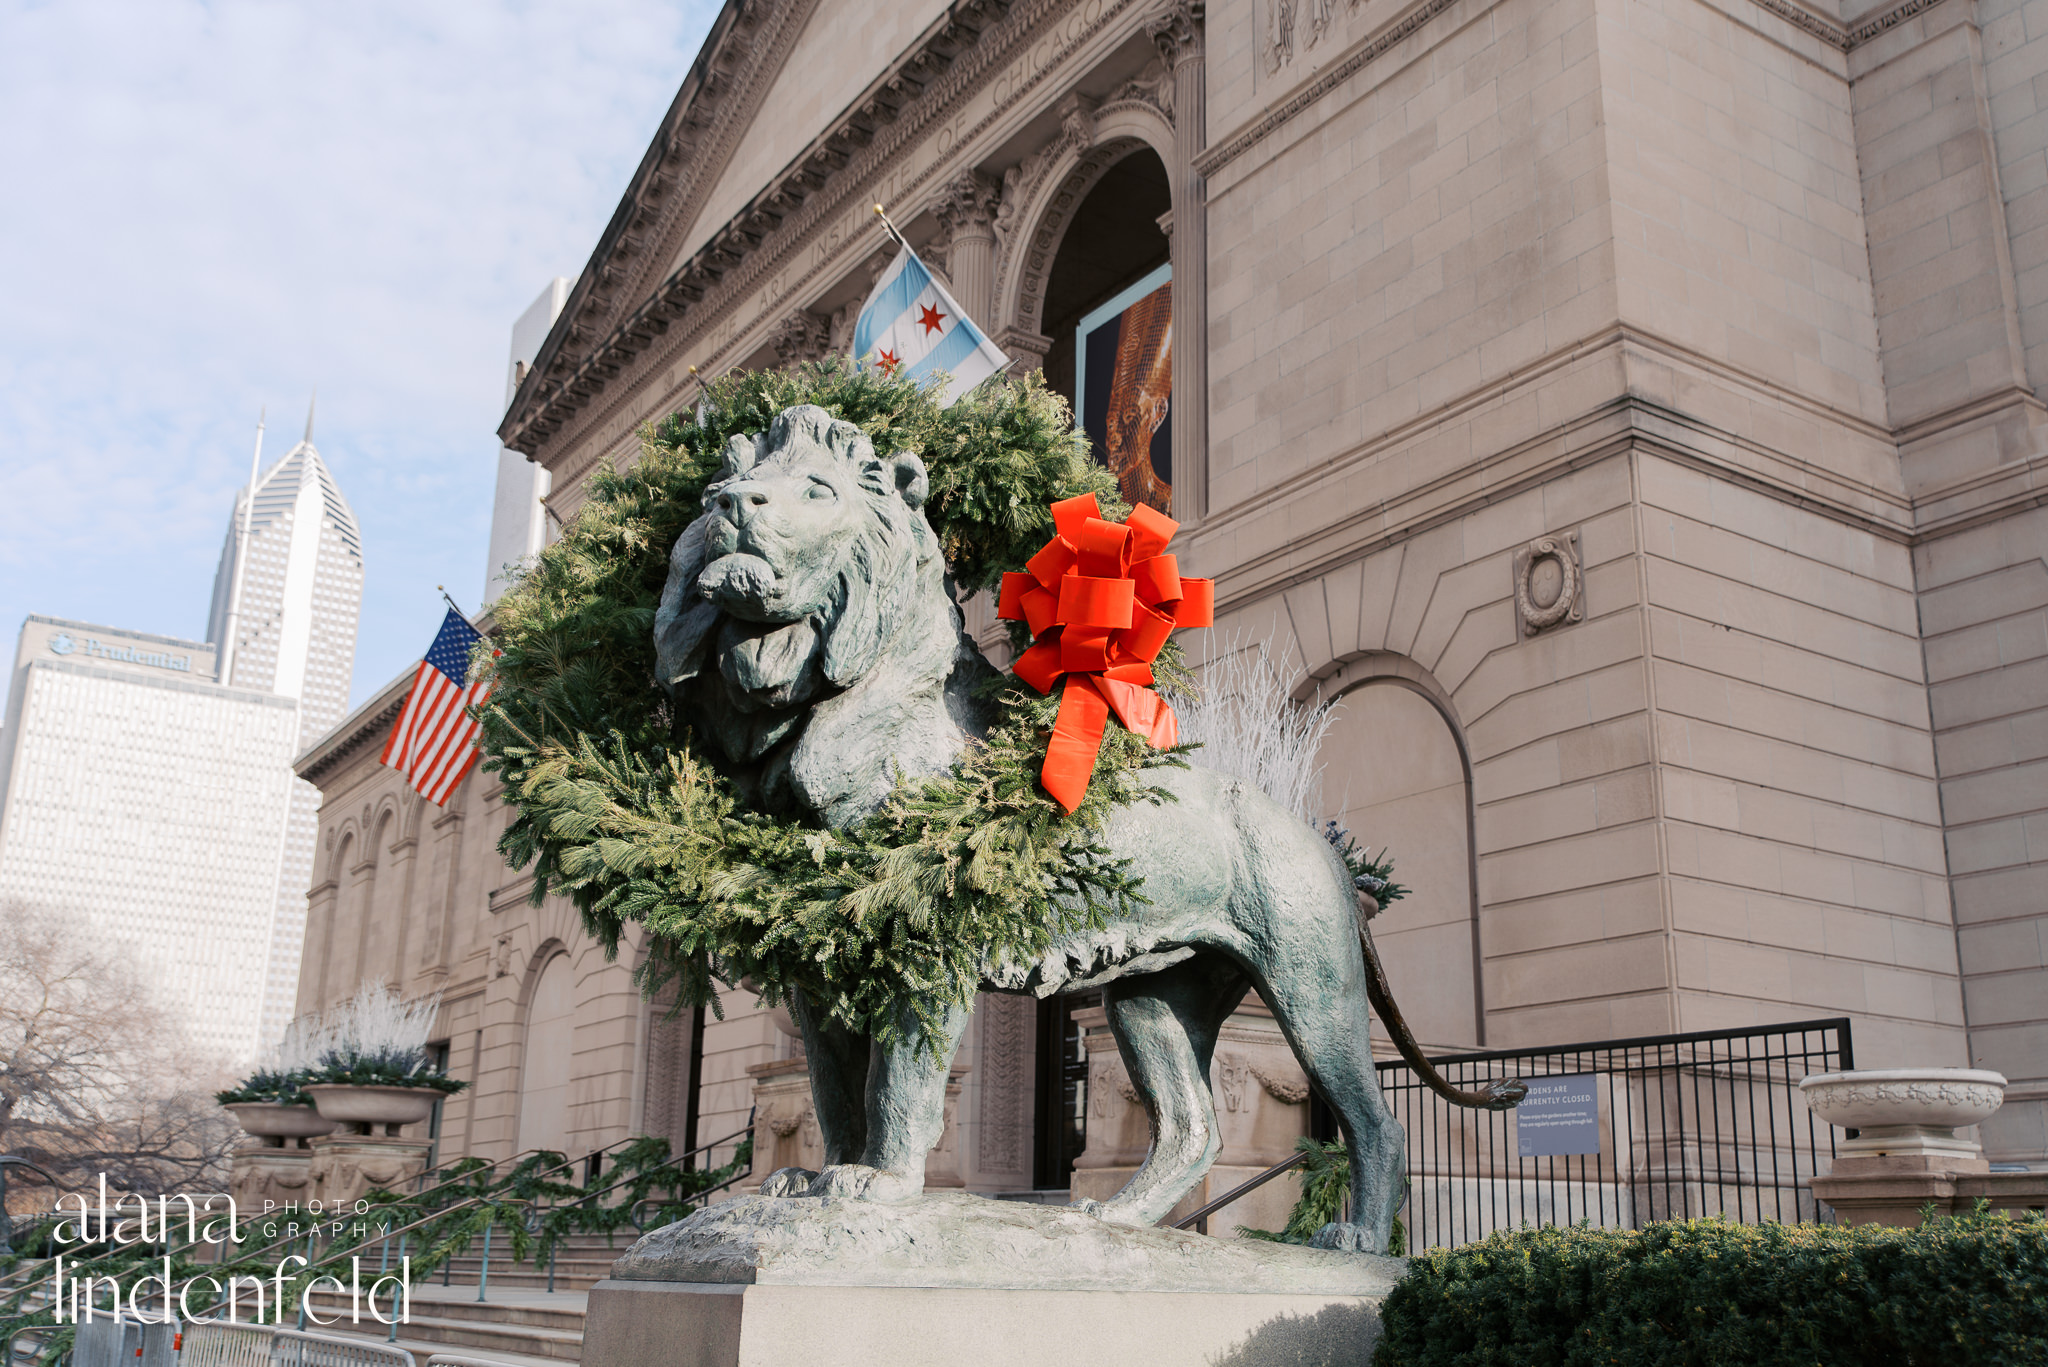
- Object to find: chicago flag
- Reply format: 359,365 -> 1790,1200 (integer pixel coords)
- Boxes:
852,245 -> 1010,404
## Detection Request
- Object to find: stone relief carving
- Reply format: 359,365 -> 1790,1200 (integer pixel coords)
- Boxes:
493,933 -> 515,979
1512,531 -> 1584,637
769,310 -> 831,366
827,302 -> 858,355
1251,1059 -> 1311,1104
975,992 -> 1033,1173
993,93 -> 1098,256
1264,0 -> 1334,74
1265,0 -> 1296,72
1101,62 -> 1175,125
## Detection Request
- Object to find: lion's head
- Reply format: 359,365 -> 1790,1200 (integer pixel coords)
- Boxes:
654,405 -> 971,810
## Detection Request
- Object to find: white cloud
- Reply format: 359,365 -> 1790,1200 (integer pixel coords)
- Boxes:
0,0 -> 718,706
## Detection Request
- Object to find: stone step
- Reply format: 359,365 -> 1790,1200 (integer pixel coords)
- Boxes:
315,1328 -> 581,1367
303,1288 -> 586,1364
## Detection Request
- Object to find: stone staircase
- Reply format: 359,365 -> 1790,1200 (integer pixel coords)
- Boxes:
304,1230 -> 634,1365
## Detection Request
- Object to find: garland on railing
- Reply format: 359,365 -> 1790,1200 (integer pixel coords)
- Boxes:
0,1136 -> 749,1360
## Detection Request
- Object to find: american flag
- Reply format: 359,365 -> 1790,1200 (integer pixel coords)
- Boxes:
380,608 -> 492,806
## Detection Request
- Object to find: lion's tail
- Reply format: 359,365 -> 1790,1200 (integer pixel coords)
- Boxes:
1357,917 -> 1527,1111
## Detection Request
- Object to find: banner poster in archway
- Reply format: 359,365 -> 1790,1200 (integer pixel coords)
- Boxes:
1075,262 -> 1173,515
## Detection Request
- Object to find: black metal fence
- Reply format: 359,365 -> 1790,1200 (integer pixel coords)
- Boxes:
1376,1018 -> 1853,1250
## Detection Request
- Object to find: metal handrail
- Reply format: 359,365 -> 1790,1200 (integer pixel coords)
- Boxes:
0,1138 -> 639,1300
1,1127 -> 748,1329
1167,1150 -> 1309,1233
220,1121 -> 756,1298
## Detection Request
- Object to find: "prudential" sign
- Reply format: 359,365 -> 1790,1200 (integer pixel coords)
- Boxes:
47,632 -> 195,675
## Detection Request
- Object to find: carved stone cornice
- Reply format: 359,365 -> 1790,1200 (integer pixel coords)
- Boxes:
502,0 -> 1151,471
295,670 -> 413,786
507,0 -> 823,420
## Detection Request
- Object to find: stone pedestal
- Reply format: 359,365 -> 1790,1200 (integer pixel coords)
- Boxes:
748,1056 -> 970,1188
581,1189 -> 1399,1367
1070,1001 -> 1310,1236
1811,1154 -> 2048,1227
584,1279 -> 1383,1367
306,1135 -> 431,1209
1802,1067 -> 2048,1225
228,1143 -> 315,1214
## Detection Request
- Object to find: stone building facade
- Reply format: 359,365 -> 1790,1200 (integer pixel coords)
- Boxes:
295,0 -> 2048,1194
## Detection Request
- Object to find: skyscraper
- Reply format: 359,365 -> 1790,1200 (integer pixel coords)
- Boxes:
483,279 -> 569,607
0,617 -> 299,1064
206,402 -> 364,1047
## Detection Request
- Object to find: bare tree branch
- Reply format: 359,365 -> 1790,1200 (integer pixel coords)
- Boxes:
0,902 -> 237,1200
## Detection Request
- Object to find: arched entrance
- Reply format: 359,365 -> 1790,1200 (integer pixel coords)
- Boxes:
1037,147 -> 1173,512
517,951 -> 576,1155
1321,681 -> 1484,1049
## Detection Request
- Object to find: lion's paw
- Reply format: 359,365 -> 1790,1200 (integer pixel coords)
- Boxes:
804,1164 -> 924,1204
1069,1197 -> 1151,1227
1308,1222 -> 1384,1255
758,1167 -> 819,1198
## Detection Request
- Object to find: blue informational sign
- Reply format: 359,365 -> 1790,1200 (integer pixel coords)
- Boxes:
1515,1074 -> 1601,1157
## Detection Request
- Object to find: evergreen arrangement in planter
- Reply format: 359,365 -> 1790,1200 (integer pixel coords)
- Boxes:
1371,1206 -> 2048,1366
301,980 -> 467,1094
215,982 -> 469,1137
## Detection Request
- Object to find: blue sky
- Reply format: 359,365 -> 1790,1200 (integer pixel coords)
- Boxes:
0,0 -> 720,710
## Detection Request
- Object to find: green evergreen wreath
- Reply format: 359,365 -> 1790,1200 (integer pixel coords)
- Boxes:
477,362 -> 1185,1044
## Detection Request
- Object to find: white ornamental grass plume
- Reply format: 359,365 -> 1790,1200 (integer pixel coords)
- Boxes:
269,1015 -> 334,1075
323,978 -> 444,1074
1169,633 -> 1341,827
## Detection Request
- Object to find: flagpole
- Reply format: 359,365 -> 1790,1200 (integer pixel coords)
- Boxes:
873,204 -> 912,253
436,586 -> 486,636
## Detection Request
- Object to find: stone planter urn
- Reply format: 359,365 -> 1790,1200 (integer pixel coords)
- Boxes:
1799,1068 -> 2006,1159
1799,1067 -> 2048,1227
224,1102 -> 339,1148
303,1083 -> 440,1137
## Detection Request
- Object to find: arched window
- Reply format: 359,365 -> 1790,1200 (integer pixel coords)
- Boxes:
517,952 -> 576,1155
1322,681 -> 1484,1049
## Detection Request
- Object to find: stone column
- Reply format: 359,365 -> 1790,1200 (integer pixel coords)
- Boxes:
1148,0 -> 1207,522
417,806 -> 464,979
932,171 -> 1002,328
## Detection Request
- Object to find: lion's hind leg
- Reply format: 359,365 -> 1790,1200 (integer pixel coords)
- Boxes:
1259,950 -> 1405,1255
1084,954 -> 1249,1227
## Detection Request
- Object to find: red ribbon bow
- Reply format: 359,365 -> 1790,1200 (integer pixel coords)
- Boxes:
997,494 -> 1214,813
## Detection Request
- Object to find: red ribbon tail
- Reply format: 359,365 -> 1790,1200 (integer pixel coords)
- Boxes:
1094,675 -> 1179,749
1042,676 -> 1110,814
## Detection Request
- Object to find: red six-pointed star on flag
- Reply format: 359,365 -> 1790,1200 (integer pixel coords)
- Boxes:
917,303 -> 947,336
877,348 -> 900,374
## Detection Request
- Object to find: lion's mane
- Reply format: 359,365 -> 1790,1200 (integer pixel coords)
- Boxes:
652,404 -> 989,826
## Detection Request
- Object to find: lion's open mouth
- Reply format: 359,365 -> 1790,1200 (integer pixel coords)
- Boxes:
697,553 -> 783,617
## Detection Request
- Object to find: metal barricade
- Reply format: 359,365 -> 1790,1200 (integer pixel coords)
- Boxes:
70,1319 -> 178,1367
179,1324 -> 274,1367
267,1330 -> 415,1367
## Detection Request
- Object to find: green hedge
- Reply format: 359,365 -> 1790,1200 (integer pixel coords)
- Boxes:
1374,1207 -> 2048,1366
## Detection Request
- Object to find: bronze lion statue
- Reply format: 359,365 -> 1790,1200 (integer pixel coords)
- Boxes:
653,405 -> 1519,1255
